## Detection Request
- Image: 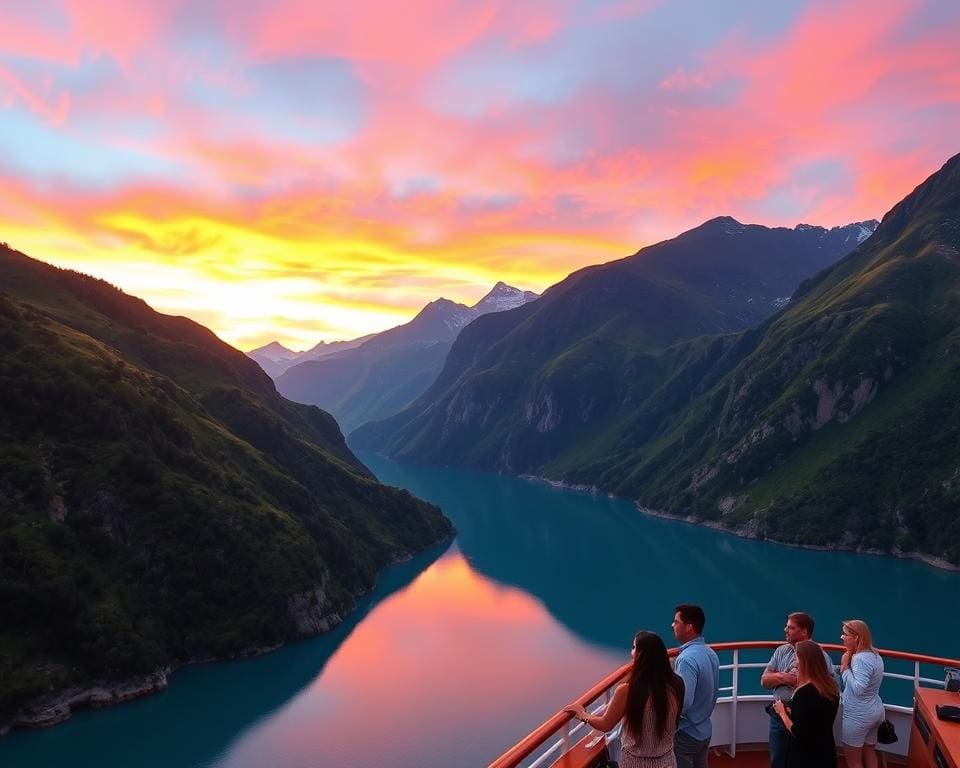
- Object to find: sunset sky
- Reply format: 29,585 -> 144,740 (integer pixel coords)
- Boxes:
1,0 -> 958,350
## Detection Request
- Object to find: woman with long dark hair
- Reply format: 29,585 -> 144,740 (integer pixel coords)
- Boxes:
565,631 -> 685,768
771,639 -> 840,768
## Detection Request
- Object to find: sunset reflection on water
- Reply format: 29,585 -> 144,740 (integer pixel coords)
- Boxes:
212,545 -> 623,768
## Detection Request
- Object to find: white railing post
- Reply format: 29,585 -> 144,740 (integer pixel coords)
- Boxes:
561,719 -> 571,757
915,660 -> 921,689
730,649 -> 739,758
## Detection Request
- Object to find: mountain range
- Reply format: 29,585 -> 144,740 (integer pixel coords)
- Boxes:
354,155 -> 960,563
352,218 -> 879,463
248,336 -> 376,377
272,282 -> 539,434
0,246 -> 453,727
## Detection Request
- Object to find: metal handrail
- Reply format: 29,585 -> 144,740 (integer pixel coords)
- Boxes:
487,640 -> 960,768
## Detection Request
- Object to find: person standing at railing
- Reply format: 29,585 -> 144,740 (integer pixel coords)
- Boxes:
839,619 -> 885,768
671,604 -> 720,768
771,639 -> 840,768
761,612 -> 834,768
565,631 -> 685,768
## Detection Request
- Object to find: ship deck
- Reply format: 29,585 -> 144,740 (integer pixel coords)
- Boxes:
490,641 -> 960,768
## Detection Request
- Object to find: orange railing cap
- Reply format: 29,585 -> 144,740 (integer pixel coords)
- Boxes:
488,640 -> 960,768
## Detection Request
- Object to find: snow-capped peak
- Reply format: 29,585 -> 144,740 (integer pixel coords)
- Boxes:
853,220 -> 880,243
472,282 -> 540,313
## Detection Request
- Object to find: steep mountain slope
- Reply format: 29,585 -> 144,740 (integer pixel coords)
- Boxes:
0,245 -> 453,726
275,283 -> 539,433
351,220 -> 876,469
609,153 -> 960,562
358,154 -> 960,563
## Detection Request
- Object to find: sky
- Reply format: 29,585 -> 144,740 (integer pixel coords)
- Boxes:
1,0 -> 958,350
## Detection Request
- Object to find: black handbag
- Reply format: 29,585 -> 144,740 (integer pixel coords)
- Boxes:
937,704 -> 960,723
877,718 -> 898,744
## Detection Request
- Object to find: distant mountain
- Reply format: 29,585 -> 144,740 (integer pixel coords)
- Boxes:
355,282 -> 539,354
298,335 -> 375,361
0,245 -> 453,728
356,155 -> 960,564
250,340 -> 299,361
248,335 -> 374,377
353,218 -> 877,465
274,283 -> 539,434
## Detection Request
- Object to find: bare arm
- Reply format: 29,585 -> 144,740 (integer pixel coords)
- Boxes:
772,698 -> 795,734
761,669 -> 798,688
564,683 -> 628,732
761,654 -> 798,690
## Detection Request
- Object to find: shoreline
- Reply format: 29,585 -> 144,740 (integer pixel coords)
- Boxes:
634,504 -> 960,572
1,533 -> 454,737
519,473 -> 960,572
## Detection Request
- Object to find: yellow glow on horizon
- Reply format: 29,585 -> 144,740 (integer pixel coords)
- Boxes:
3,208 -> 633,351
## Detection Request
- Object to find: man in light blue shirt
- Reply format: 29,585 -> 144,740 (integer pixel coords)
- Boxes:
672,603 -> 720,768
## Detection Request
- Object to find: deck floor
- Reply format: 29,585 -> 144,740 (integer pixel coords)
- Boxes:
708,748 -> 859,767
708,750 -> 782,767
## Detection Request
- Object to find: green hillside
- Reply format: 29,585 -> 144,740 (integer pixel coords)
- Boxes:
353,156 -> 960,563
352,220 -> 875,471
615,154 -> 960,562
0,246 -> 453,726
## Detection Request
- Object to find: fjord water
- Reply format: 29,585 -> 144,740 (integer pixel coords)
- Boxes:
4,455 -> 959,767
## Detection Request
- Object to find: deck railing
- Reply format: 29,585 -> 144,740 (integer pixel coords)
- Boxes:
488,641 -> 960,768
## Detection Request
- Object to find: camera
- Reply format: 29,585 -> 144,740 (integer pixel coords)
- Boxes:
765,700 -> 790,718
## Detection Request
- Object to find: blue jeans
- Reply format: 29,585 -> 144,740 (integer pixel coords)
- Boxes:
675,729 -> 710,768
769,712 -> 789,768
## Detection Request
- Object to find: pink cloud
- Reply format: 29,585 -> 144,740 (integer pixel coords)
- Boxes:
0,7 -> 79,66
0,63 -> 70,124
238,0 -> 501,70
59,0 -> 180,70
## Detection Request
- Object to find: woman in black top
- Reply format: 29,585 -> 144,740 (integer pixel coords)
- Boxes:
772,639 -> 840,768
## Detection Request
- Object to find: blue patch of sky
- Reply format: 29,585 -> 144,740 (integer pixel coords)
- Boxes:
748,158 -> 853,223
792,158 -> 853,193
7,1 -> 69,31
433,0 -> 806,119
457,193 -> 521,213
885,103 -> 960,156
1,52 -> 123,103
40,53 -> 121,95
426,1 -> 813,172
0,108 -> 182,188
390,175 -> 441,199
1,53 -> 166,142
885,0 -> 960,45
248,57 -> 367,144
180,32 -> 367,147
552,193 -> 586,218
744,189 -> 809,223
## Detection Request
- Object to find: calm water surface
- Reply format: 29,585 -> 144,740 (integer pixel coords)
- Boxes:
3,453 -> 959,767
